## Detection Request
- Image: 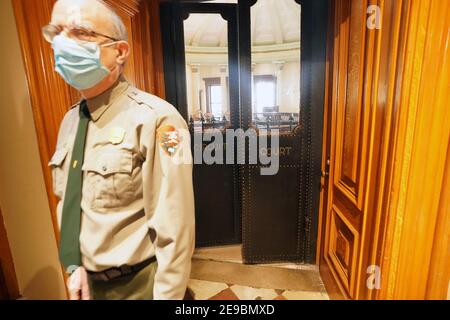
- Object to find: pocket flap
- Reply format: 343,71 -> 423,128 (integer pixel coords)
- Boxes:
48,147 -> 68,167
82,150 -> 133,176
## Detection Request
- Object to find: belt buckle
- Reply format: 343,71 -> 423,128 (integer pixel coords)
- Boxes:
95,272 -> 110,282
105,267 -> 122,280
120,265 -> 133,276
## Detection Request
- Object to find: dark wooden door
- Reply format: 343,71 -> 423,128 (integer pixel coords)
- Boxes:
239,0 -> 328,264
161,0 -> 328,263
161,2 -> 241,247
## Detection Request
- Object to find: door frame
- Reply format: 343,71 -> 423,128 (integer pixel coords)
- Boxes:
317,0 -> 408,300
318,0 -> 450,300
161,1 -> 242,247
239,0 -> 328,263
160,2 -> 240,128
161,0 -> 329,263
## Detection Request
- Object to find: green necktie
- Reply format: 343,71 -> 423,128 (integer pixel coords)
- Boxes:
59,100 -> 90,271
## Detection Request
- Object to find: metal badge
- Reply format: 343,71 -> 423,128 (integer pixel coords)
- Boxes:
109,127 -> 126,145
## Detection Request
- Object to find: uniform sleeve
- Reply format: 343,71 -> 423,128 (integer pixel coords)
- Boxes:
141,109 -> 195,300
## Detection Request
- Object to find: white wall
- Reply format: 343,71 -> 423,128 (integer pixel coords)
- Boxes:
186,65 -> 230,117
0,0 -> 66,300
186,60 -> 301,117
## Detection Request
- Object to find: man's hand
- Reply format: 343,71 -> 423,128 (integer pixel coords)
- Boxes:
67,267 -> 91,300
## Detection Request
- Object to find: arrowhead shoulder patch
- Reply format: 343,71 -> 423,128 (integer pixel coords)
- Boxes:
157,125 -> 181,156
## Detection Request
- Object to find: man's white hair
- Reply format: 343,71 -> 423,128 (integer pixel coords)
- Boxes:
56,0 -> 128,41
97,0 -> 128,41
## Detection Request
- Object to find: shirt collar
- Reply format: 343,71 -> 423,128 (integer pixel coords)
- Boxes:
85,76 -> 129,122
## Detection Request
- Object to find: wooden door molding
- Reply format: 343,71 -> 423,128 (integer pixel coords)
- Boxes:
12,0 -> 165,280
320,0 -> 450,300
426,143 -> 450,299
375,0 -> 450,300
319,0 -> 411,299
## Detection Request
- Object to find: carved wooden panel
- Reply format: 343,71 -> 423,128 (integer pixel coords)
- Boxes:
323,0 -> 371,298
319,0 -> 450,300
12,0 -> 164,251
333,0 -> 368,211
328,205 -> 359,298
321,0 -> 410,300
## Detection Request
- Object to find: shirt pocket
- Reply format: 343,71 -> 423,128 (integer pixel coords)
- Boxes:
48,146 -> 69,199
81,149 -> 136,211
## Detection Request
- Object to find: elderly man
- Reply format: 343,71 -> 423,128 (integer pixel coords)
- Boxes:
43,0 -> 195,300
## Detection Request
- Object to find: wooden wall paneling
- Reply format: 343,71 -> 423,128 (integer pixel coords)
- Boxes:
354,0 -> 415,300
148,0 -> 166,98
12,0 -> 165,290
376,0 -> 450,300
426,143 -> 450,299
365,0 -> 411,300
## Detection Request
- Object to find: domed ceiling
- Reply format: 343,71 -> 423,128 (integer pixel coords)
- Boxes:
184,0 -> 301,48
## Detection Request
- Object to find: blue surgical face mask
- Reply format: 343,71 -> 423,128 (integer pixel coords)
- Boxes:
52,35 -> 113,90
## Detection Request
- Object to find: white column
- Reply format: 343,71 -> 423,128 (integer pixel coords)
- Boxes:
219,65 -> 228,117
276,62 -> 284,112
190,65 -> 201,118
251,63 -> 256,114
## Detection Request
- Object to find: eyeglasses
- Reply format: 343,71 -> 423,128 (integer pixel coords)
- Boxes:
42,24 -> 119,44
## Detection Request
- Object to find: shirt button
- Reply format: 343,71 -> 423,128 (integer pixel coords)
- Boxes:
102,166 -> 107,172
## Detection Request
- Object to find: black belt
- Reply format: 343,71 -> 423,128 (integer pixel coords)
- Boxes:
87,256 -> 157,282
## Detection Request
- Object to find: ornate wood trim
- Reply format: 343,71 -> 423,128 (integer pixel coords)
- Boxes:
376,0 -> 450,300
426,144 -> 450,299
321,0 -> 449,300
319,0 -> 413,300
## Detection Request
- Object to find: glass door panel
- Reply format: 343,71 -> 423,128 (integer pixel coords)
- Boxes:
250,0 -> 301,134
167,3 -> 241,247
184,13 -> 231,131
